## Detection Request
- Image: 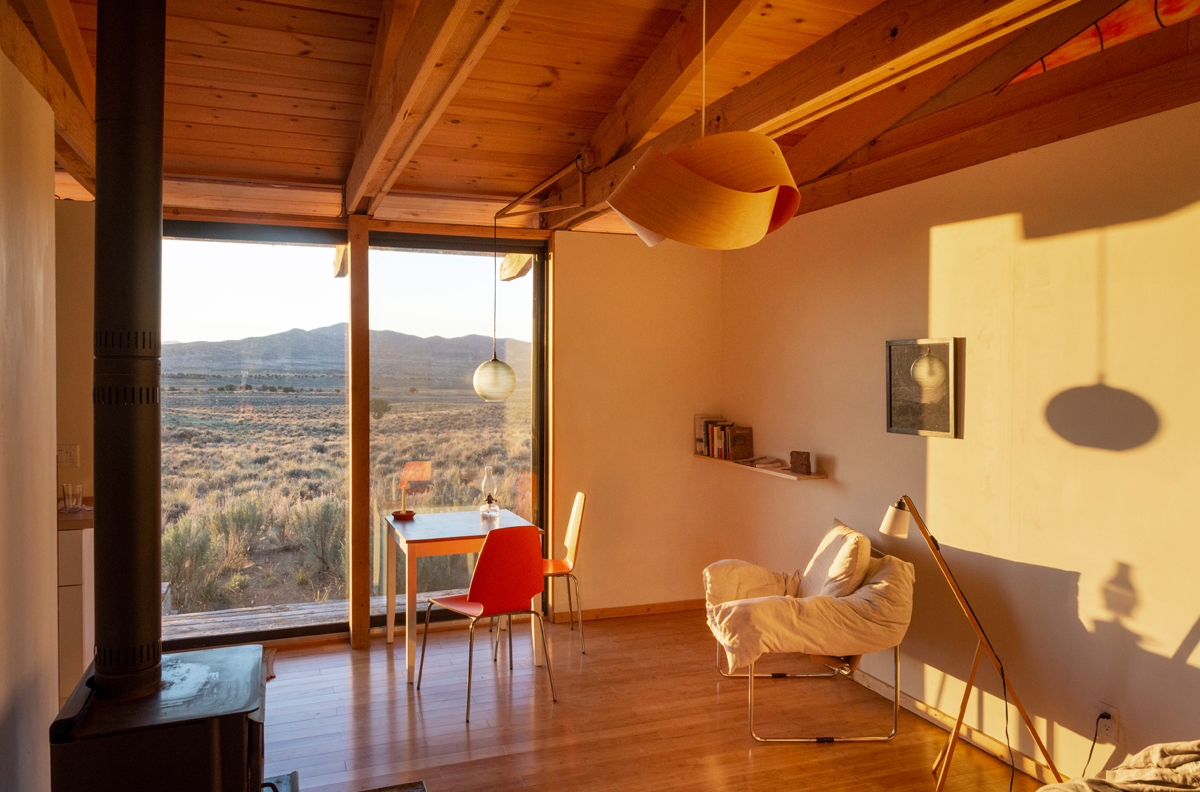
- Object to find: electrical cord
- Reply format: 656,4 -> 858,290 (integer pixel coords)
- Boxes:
1082,712 -> 1112,778
573,154 -> 601,176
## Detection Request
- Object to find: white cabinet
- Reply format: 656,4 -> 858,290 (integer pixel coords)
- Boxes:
57,526 -> 94,703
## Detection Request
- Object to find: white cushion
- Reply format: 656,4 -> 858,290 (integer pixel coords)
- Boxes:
799,520 -> 872,599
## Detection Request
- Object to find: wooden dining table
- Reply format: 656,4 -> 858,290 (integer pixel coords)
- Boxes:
385,508 -> 545,684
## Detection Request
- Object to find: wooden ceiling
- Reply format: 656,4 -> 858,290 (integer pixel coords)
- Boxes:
9,0 -> 1200,235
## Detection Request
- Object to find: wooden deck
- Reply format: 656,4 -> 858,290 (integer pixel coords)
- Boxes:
163,590 -> 467,642
263,610 -> 1043,792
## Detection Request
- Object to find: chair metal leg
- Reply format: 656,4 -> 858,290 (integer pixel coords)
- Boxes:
533,611 -> 556,702
493,615 -> 502,662
416,601 -> 434,689
507,614 -> 513,670
569,574 -> 585,653
717,644 -> 839,679
747,645 -> 900,743
466,618 -> 477,722
565,573 -> 575,631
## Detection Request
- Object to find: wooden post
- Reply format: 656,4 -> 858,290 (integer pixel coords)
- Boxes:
348,214 -> 371,650
903,496 -> 1064,784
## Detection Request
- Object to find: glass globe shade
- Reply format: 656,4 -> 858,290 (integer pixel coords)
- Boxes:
473,357 -> 516,402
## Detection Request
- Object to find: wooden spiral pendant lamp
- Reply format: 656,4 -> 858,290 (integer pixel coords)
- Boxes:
608,0 -> 800,250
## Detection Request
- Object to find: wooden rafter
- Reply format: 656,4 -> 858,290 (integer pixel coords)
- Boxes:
582,0 -> 758,170
795,18 -> 1200,215
22,0 -> 93,115
784,0 -> 1130,186
543,0 -> 1085,230
345,0 -> 519,216
1,0 -> 95,192
360,0 -> 418,140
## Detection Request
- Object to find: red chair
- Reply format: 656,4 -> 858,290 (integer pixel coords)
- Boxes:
544,492 -> 586,653
416,524 -> 556,722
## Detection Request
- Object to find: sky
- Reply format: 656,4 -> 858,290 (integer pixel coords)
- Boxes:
161,239 -> 534,343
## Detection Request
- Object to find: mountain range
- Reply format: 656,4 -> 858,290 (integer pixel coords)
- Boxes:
161,323 -> 531,388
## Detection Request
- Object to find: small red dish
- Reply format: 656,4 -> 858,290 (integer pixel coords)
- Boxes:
392,510 -> 415,521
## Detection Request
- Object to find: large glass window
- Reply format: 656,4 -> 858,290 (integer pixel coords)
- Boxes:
159,239 -> 349,643
367,248 -> 536,617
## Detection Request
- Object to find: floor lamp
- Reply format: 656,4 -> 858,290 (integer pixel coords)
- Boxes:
880,496 -> 1065,790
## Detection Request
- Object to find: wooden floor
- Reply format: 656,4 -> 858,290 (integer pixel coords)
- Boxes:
265,611 -> 1042,792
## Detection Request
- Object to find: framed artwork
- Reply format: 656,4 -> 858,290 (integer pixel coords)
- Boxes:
886,338 -> 956,438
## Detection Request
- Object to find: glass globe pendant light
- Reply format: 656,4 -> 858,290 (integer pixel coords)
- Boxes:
473,220 -> 517,402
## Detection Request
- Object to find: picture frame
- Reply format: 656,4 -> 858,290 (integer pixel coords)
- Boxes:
886,338 -> 957,438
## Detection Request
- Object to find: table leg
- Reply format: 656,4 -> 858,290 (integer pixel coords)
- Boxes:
385,532 -> 396,644
531,592 -> 544,667
406,551 -> 417,683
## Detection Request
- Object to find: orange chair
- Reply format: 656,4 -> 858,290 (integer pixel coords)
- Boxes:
545,492 -> 586,653
416,524 -> 556,722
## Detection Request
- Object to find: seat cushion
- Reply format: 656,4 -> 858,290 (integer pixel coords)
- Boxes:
543,558 -> 572,576
429,594 -> 485,618
799,520 -> 872,599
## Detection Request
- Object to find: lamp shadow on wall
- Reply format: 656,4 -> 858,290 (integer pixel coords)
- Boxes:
1045,383 -> 1159,451
902,548 -> 1200,771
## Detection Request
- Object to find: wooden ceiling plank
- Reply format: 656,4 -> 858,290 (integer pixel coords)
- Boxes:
797,36 -> 1200,215
167,83 -> 362,121
164,136 -> 354,168
165,0 -> 380,43
164,102 -> 361,138
345,0 -> 469,213
164,119 -> 355,153
544,0 -> 1085,230
165,62 -> 367,104
165,16 -> 375,65
165,41 -> 371,84
900,0 -> 1131,126
23,0 -> 94,114
163,153 -> 344,184
1,0 -> 95,189
584,0 -> 759,169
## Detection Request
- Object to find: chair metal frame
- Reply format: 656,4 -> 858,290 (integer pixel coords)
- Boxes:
417,601 -> 555,723
734,644 -> 900,743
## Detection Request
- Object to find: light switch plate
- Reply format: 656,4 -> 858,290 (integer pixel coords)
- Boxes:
57,444 -> 80,468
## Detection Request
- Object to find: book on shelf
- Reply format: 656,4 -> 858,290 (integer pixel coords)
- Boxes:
693,414 -> 721,456
693,415 -> 753,460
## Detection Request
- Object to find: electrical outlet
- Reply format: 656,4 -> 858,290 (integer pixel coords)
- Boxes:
57,444 -> 80,468
1098,702 -> 1119,742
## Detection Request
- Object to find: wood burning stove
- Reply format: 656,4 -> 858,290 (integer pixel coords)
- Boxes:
50,1 -> 270,788
50,646 -> 266,791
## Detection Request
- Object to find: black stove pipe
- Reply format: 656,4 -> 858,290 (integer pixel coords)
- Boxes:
92,0 -> 167,700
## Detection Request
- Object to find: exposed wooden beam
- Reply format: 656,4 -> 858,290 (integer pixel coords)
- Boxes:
360,0 -> 418,137
22,0 -> 94,115
544,0 -> 1083,230
583,0 -> 757,170
899,0 -> 1129,125
345,0 -> 519,216
786,0 -> 1130,186
1,0 -> 95,191
54,132 -> 94,193
795,22 -> 1200,216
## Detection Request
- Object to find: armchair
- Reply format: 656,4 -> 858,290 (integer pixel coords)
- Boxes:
704,521 -> 915,743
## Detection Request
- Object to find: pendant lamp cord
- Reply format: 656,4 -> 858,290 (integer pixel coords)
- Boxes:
492,217 -> 498,360
700,0 -> 706,136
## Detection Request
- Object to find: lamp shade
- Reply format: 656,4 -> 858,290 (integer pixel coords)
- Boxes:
608,131 -> 800,250
879,500 -> 911,539
473,356 -> 516,402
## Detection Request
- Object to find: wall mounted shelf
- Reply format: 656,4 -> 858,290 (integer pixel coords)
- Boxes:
694,454 -> 827,481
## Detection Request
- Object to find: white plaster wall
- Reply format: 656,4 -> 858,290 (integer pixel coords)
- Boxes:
0,51 -> 60,792
720,101 -> 1200,773
551,232 -> 723,611
55,201 -> 95,497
